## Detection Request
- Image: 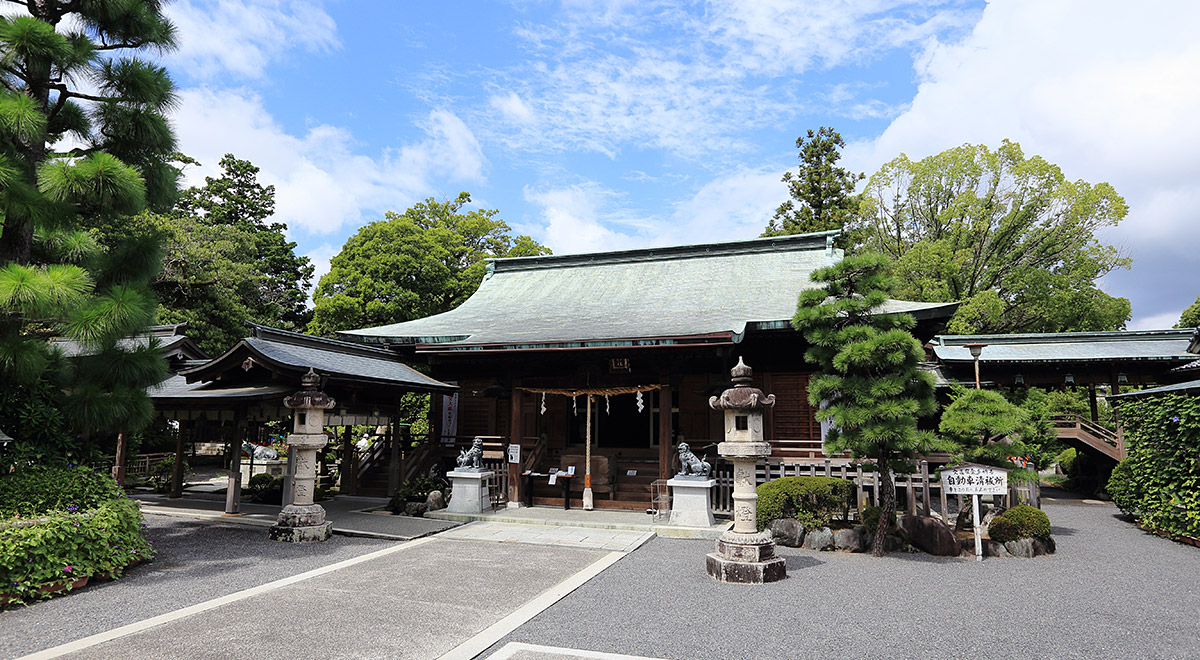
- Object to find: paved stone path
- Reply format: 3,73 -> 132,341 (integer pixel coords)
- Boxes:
437,521 -> 653,552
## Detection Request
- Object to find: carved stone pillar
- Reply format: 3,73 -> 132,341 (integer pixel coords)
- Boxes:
706,358 -> 786,583
269,369 -> 334,543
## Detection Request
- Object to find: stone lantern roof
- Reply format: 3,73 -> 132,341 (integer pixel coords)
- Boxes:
709,357 -> 776,411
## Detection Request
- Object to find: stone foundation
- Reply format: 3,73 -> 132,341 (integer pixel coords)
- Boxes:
706,530 -> 787,583
269,503 -> 333,543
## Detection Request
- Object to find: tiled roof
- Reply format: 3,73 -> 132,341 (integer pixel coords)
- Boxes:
1111,378 -> 1200,399
340,231 -> 957,350
931,329 -> 1197,364
148,375 -> 291,402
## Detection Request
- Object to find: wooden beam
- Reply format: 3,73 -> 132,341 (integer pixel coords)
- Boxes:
658,384 -> 672,479
113,431 -> 128,487
169,420 -> 188,499
508,379 -> 523,505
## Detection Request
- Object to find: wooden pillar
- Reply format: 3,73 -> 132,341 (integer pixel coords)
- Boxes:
113,431 -> 128,487
658,385 -> 672,480
169,419 -> 188,499
225,412 -> 246,516
386,419 -> 400,496
508,380 -> 523,505
1088,383 -> 1099,422
920,460 -> 931,517
341,425 -> 355,495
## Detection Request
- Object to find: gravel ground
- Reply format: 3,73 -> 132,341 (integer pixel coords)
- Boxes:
485,496 -> 1200,660
0,515 -> 393,659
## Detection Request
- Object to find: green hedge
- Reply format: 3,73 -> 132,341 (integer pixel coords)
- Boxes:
756,476 -> 853,531
987,505 -> 1051,543
0,467 -> 154,601
1113,394 -> 1200,538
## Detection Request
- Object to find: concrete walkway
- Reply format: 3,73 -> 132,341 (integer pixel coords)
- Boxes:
134,492 -> 457,540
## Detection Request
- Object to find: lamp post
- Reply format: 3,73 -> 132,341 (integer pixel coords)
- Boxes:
964,343 -> 986,389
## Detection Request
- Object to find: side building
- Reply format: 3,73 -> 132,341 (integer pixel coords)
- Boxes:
340,231 -> 957,509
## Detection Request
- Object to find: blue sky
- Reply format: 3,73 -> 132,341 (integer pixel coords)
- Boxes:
160,1 -> 1200,329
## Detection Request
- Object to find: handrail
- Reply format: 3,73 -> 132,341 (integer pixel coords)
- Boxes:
1049,414 -> 1119,446
522,433 -> 548,472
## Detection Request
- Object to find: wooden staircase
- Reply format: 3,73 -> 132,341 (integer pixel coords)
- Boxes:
1050,415 -> 1124,461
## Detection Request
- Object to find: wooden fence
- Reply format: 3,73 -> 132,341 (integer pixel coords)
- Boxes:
710,458 -> 1040,523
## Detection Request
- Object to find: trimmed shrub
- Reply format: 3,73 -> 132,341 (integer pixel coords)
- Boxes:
0,467 -> 155,601
987,505 -> 1051,543
1114,393 -> 1200,539
1107,459 -> 1140,515
1056,448 -> 1077,475
756,476 -> 853,531
0,466 -> 124,517
860,505 -> 894,533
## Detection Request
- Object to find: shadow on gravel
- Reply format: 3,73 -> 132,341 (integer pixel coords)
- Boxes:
783,554 -> 824,571
1051,525 -> 1077,536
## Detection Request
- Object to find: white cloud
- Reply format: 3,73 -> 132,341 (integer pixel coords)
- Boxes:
664,169 -> 783,244
304,243 -> 339,300
844,1 -> 1200,324
167,0 -> 339,80
1128,311 -> 1182,332
523,185 -> 643,254
173,88 -> 487,236
489,92 -> 536,124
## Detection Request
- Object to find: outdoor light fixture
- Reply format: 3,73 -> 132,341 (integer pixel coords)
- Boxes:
1014,373 -> 1025,385
1064,373 -> 1075,385
964,343 -> 987,390
1117,372 -> 1128,384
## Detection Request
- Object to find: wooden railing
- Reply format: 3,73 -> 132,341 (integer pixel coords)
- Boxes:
1050,414 -> 1119,447
124,452 -> 174,477
709,458 -> 1040,522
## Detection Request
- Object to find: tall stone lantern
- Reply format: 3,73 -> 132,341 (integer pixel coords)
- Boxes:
706,357 -> 786,583
269,368 -> 334,543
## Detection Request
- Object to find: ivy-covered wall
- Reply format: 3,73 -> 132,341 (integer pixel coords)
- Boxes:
1114,393 -> 1200,538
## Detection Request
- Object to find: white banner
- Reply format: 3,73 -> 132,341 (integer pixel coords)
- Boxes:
441,383 -> 458,444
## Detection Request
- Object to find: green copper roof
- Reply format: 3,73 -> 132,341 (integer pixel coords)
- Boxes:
339,232 -> 957,350
932,329 -> 1199,364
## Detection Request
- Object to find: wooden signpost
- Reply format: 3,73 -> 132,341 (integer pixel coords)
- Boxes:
941,463 -> 1009,562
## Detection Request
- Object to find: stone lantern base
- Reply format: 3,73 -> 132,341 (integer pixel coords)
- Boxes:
706,530 -> 786,583
268,503 -> 333,543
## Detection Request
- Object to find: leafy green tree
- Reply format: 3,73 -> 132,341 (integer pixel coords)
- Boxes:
792,253 -> 944,556
1177,296 -> 1200,328
851,140 -> 1131,334
0,2 -> 177,466
763,127 -> 863,238
174,154 -> 313,332
309,192 -> 550,336
939,386 -> 1037,482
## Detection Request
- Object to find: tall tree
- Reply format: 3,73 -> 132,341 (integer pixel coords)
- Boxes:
1177,296 -> 1200,328
309,192 -> 550,336
762,127 -> 863,238
850,140 -> 1131,334
174,154 -> 313,332
792,253 -> 944,556
0,2 -> 178,465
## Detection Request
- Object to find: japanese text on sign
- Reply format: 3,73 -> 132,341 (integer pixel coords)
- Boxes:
941,466 -> 1008,495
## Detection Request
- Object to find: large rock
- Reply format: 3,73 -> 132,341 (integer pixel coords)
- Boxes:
980,506 -> 1006,529
803,526 -> 835,551
833,527 -> 865,552
955,506 -> 973,531
426,490 -> 446,511
899,514 -> 959,556
1003,536 -> 1055,558
960,538 -> 1009,558
768,518 -> 805,547
404,501 -> 427,517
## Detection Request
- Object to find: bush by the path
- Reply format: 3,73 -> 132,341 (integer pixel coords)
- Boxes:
756,476 -> 852,531
987,505 -> 1051,543
1114,393 -> 1200,539
0,466 -> 154,601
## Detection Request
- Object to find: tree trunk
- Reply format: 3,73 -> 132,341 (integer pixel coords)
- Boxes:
872,453 -> 895,557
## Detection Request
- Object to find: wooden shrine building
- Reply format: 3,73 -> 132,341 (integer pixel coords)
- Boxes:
340,231 -> 957,509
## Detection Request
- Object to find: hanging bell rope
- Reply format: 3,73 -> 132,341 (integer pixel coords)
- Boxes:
518,384 -> 662,397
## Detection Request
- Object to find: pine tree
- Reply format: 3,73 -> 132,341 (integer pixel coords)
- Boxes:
762,127 -> 863,237
792,253 -> 944,556
0,2 -> 178,467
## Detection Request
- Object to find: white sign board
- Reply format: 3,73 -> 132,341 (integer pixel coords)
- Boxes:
507,444 -> 521,464
941,465 -> 1008,496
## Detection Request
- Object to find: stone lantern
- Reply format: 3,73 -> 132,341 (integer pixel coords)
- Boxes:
269,368 -> 334,543
706,357 -> 785,583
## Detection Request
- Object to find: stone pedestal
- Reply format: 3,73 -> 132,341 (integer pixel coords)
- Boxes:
271,369 -> 335,543
447,470 -> 494,513
268,503 -> 333,543
667,477 -> 716,527
706,358 -> 786,583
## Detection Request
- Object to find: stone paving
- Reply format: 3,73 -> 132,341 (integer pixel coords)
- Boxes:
437,521 -> 654,552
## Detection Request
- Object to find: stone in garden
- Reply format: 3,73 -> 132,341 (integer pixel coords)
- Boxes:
963,538 -> 1008,558
884,534 -> 910,552
981,506 -> 1006,529
1033,536 -> 1056,555
769,518 -> 805,547
1004,538 -> 1041,558
803,527 -> 834,551
955,506 -> 974,531
898,514 -> 959,556
404,501 -> 427,517
426,490 -> 446,511
834,527 -> 864,552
